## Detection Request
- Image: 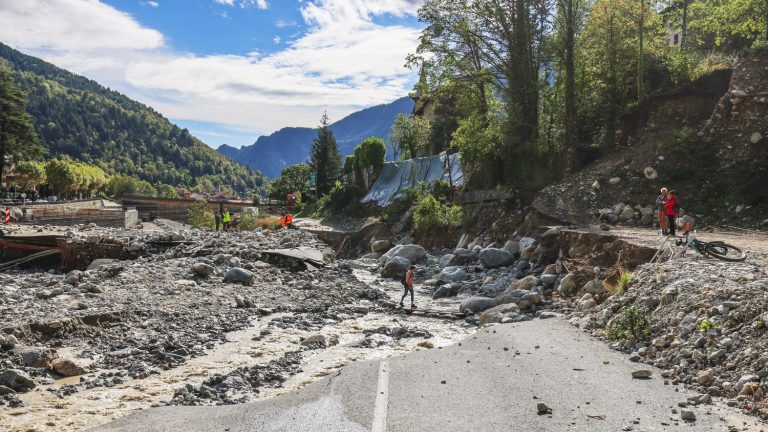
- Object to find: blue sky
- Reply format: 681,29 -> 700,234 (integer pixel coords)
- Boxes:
0,0 -> 423,148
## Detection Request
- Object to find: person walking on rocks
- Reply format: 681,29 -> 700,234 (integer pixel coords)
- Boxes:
400,265 -> 417,309
214,210 -> 222,232
664,190 -> 678,236
656,187 -> 668,235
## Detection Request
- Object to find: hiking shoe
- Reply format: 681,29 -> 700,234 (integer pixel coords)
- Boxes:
411,304 -> 417,309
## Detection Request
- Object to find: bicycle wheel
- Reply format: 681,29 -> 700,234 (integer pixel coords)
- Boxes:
703,242 -> 746,262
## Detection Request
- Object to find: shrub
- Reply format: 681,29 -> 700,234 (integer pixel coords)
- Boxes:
431,179 -> 453,201
664,50 -> 701,86
413,194 -> 463,232
699,317 -> 722,332
239,213 -> 281,230
187,198 -> 214,230
326,180 -> 365,212
608,306 -> 651,341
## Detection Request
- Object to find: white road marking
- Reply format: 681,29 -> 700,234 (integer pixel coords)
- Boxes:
371,360 -> 390,432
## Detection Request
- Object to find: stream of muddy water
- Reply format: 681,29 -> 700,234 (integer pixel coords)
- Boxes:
0,268 -> 475,432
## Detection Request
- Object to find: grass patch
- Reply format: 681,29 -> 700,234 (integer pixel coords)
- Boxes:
615,269 -> 635,296
239,214 -> 282,230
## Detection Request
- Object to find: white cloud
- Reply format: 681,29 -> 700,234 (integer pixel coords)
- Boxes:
272,35 -> 281,44
0,0 -> 422,142
0,0 -> 164,52
275,19 -> 297,28
143,1 -> 160,7
213,0 -> 268,9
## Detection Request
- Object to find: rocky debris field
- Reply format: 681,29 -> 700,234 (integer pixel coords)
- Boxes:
0,225 -> 384,411
370,223 -> 768,423
562,257 -> 768,419
370,232 -> 563,326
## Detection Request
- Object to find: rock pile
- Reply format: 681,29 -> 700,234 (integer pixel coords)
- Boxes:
561,257 -> 768,418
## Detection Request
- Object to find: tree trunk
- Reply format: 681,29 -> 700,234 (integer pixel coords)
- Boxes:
562,0 -> 579,173
681,0 -> 689,49
607,11 -> 618,148
637,0 -> 645,101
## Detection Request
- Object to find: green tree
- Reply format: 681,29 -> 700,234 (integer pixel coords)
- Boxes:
105,175 -> 157,198
578,0 -> 666,148
269,163 -> 311,200
157,184 -> 180,199
389,114 -> 432,160
11,160 -> 46,196
45,158 -> 78,197
688,0 -> 768,47
0,67 -> 42,188
553,0 -> 586,171
352,137 -> 387,189
187,198 -> 214,229
309,113 -> 341,195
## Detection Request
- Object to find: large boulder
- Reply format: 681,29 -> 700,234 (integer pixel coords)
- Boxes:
479,303 -> 521,325
478,274 -> 517,297
583,279 -> 604,295
438,266 -> 467,283
503,240 -> 520,257
448,248 -> 477,266
438,254 -> 455,268
619,206 -> 636,222
493,289 -> 527,306
223,268 -> 254,285
0,369 -> 35,391
557,273 -> 577,296
379,244 -> 426,265
479,248 -> 514,268
432,285 -> 458,299
371,240 -> 393,253
191,263 -> 215,277
381,256 -> 411,279
507,275 -> 538,291
459,297 -> 496,314
15,347 -> 58,369
51,358 -> 87,377
0,334 -> 17,349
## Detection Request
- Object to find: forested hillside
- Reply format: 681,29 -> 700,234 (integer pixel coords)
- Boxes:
0,43 -> 268,196
405,0 -> 768,191
219,97 -> 414,178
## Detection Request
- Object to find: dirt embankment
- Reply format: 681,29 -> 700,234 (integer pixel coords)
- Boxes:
532,50 -> 768,230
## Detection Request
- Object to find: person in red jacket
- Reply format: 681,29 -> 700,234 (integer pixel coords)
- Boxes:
664,190 -> 678,236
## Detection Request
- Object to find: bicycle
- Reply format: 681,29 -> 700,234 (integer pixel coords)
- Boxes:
653,230 -> 746,262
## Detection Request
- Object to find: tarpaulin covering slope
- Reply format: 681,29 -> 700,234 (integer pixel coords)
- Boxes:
361,152 -> 463,207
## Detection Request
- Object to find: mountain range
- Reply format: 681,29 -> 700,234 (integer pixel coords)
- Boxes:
217,97 -> 415,178
0,43 -> 268,195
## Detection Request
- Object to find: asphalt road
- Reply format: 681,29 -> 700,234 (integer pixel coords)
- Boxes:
93,319 -> 762,432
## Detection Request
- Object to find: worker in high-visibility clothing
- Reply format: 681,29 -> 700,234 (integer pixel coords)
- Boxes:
286,213 -> 293,227
222,209 -> 231,231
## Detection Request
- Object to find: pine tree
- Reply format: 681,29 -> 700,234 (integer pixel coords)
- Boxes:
0,67 -> 41,189
309,112 -> 341,195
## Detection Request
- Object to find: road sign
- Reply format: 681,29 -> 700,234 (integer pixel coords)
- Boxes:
308,172 -> 317,190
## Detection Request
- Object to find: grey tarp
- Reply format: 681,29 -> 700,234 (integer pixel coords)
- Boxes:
361,152 -> 464,207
